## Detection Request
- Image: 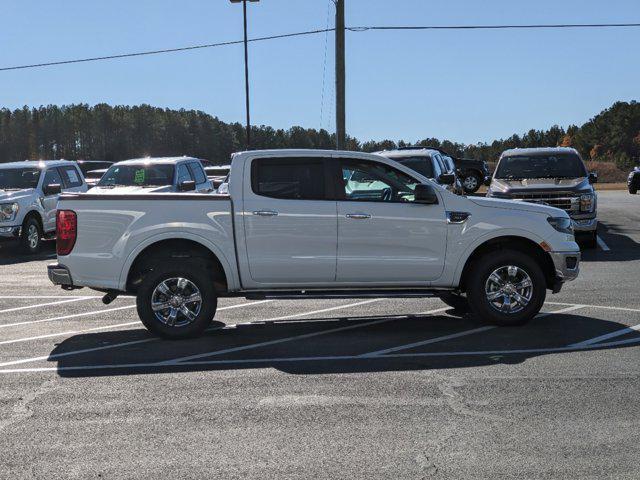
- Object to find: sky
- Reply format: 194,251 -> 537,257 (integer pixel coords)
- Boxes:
0,0 -> 639,145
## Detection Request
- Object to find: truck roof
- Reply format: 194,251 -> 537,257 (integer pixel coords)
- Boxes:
112,156 -> 201,166
0,159 -> 78,169
501,147 -> 580,157
376,148 -> 440,159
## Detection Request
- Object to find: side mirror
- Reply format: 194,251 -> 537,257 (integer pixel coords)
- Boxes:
438,173 -> 455,186
414,184 -> 439,204
178,180 -> 196,192
43,183 -> 62,196
588,172 -> 598,184
484,177 -> 492,186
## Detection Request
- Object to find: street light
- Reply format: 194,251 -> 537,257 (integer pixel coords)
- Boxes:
230,0 -> 259,150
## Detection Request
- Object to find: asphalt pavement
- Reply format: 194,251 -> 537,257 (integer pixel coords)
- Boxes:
0,190 -> 639,479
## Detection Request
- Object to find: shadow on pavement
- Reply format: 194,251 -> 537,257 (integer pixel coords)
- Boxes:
581,221 -> 640,263
49,310 -> 640,377
0,241 -> 56,266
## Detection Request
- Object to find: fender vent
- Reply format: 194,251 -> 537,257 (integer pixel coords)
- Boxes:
446,211 -> 471,224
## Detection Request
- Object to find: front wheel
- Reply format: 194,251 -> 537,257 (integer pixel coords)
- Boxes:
20,217 -> 43,254
136,261 -> 217,339
629,186 -> 638,195
466,250 -> 546,326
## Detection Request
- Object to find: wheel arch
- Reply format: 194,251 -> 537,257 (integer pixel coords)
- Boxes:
22,210 -> 44,230
456,235 -> 556,292
122,235 -> 236,295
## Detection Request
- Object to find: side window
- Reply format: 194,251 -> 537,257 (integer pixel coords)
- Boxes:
432,157 -> 443,178
397,158 -> 434,178
188,162 -> 207,184
252,158 -> 326,200
176,164 -> 193,184
42,168 -> 63,192
339,160 -> 419,203
60,166 -> 83,187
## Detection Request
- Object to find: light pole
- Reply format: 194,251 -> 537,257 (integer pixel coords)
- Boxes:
230,0 -> 259,150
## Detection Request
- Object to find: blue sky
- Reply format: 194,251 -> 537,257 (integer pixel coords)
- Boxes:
0,0 -> 639,144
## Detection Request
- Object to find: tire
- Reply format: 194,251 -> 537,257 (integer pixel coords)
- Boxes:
136,261 -> 217,339
438,292 -> 470,313
20,217 -> 43,254
466,249 -> 546,327
461,172 -> 481,194
630,186 -> 638,195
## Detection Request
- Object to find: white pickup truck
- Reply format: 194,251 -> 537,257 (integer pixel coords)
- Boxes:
48,149 -> 581,339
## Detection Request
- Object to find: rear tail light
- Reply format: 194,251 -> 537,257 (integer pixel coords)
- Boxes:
56,210 -> 77,256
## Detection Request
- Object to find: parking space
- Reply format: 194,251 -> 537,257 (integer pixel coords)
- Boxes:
0,190 -> 639,478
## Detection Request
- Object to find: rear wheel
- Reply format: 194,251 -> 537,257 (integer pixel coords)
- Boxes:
136,261 -> 217,339
630,186 -> 638,195
466,250 -> 546,326
461,173 -> 481,194
20,217 -> 42,254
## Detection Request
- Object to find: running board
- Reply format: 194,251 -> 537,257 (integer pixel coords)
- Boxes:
244,289 -> 444,300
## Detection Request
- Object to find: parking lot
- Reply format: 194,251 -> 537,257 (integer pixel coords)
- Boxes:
0,190 -> 639,479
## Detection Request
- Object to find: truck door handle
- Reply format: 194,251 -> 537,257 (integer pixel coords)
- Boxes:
253,210 -> 279,217
346,213 -> 371,220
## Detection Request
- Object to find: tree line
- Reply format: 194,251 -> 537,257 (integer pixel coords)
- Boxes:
0,101 -> 638,168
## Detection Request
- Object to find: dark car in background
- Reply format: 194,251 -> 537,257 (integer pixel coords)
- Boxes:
628,167 -> 640,194
487,147 -> 598,248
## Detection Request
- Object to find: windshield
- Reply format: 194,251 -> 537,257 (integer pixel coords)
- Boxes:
495,154 -> 587,180
0,168 -> 41,190
98,164 -> 175,187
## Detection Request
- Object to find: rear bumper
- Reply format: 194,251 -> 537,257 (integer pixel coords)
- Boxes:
48,263 -> 74,287
549,251 -> 580,283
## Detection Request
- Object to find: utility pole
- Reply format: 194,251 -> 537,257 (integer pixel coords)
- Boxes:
335,0 -> 346,150
230,0 -> 259,150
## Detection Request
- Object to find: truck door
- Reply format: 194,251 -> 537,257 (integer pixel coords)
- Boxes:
241,156 -> 337,286
334,157 -> 447,284
40,167 -> 65,233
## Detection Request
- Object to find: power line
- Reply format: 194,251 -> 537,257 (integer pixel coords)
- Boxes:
349,22 -> 640,31
1,22 -> 639,72
0,28 -> 334,72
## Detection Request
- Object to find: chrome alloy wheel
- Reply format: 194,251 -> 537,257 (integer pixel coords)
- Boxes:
484,265 -> 533,314
27,225 -> 39,250
151,277 -> 202,327
463,175 -> 478,191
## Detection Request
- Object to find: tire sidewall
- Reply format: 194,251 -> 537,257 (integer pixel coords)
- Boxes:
136,262 -> 217,339
467,250 -> 546,326
20,217 -> 42,254
462,173 -> 481,193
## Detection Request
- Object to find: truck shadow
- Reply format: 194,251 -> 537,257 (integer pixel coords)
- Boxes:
0,241 -> 56,265
580,221 -> 640,262
48,310 -> 640,377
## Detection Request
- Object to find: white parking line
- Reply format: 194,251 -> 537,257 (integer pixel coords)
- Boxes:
0,295 -> 103,299
0,300 -> 272,367
159,299 -> 387,365
2,334 -> 639,375
358,304 -> 584,358
359,326 -> 494,357
0,322 -> 140,346
570,323 -> 640,347
597,235 -> 611,251
0,297 -> 94,315
0,305 -> 136,329
546,302 -> 640,314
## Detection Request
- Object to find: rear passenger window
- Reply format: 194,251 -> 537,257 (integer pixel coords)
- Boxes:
60,166 -> 83,187
252,158 -> 325,200
176,164 -> 193,184
42,168 -> 63,189
189,163 -> 207,184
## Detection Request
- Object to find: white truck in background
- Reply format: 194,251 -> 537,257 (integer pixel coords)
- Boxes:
48,149 -> 581,339
0,160 -> 87,254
